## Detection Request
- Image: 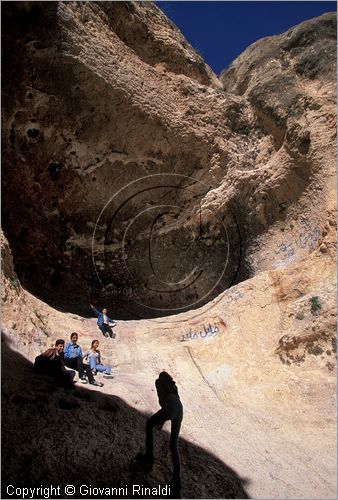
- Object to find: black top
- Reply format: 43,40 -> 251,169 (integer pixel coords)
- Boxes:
155,376 -> 179,408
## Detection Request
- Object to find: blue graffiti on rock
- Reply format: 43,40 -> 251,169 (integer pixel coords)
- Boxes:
180,323 -> 219,342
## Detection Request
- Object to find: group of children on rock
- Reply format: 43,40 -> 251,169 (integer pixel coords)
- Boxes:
33,304 -> 183,497
34,305 -> 116,388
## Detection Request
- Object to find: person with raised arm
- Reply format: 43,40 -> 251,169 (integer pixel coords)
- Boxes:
90,304 -> 117,339
34,339 -> 75,389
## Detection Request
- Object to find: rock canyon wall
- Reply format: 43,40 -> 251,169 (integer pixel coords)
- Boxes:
1,2 -> 336,499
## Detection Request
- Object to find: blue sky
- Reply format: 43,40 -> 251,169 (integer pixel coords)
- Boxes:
156,1 -> 336,75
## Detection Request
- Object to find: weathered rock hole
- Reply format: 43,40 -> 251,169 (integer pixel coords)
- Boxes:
26,128 -> 40,139
48,162 -> 63,180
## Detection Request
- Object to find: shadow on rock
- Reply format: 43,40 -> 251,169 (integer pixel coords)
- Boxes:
1,334 -> 250,499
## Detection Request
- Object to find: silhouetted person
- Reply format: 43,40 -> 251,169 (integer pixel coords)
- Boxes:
34,339 -> 75,389
90,304 -> 117,338
137,371 -> 183,497
64,332 -> 103,387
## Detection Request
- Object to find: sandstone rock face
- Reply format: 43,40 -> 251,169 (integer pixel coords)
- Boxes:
2,0 -> 225,317
3,3 -> 335,319
220,12 -> 336,272
1,3 -> 336,499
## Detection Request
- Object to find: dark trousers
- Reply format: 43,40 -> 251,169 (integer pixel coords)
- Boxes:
99,323 -> 115,338
34,357 -> 74,389
55,370 -> 75,389
146,397 -> 183,481
64,356 -> 94,383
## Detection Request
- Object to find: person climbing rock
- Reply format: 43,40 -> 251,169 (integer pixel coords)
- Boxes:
64,332 -> 103,387
83,340 -> 113,378
137,371 -> 183,497
34,339 -> 75,389
90,304 -> 117,339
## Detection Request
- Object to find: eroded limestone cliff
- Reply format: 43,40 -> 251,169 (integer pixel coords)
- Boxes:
3,3 -> 336,319
1,2 -> 336,499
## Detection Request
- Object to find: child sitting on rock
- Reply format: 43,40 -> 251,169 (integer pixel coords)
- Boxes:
83,339 -> 113,378
34,339 -> 75,389
90,304 -> 117,339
